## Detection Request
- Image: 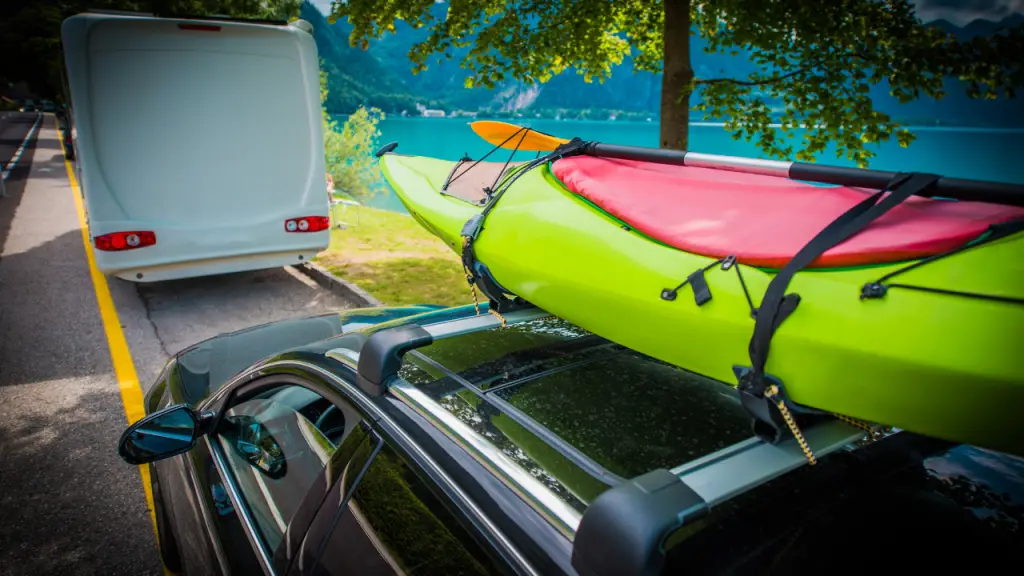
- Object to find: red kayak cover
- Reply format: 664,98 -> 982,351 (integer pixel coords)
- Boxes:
552,157 -> 1024,268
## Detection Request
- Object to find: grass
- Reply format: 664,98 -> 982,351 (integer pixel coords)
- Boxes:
315,205 -> 474,307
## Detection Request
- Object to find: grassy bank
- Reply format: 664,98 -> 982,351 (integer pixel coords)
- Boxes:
315,205 -> 473,307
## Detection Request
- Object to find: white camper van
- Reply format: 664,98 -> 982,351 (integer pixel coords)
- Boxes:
61,12 -> 329,282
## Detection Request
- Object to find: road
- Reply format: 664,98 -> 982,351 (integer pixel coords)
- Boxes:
0,114 -> 355,575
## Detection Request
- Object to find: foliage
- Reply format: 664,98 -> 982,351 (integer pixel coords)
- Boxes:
320,70 -> 385,201
315,207 -> 472,307
332,0 -> 1023,165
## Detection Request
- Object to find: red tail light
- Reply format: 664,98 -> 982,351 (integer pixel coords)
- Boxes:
95,231 -> 156,251
285,217 -> 329,233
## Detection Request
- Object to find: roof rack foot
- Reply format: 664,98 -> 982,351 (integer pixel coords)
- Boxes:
572,469 -> 708,576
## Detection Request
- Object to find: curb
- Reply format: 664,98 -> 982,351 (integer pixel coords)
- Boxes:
294,261 -> 383,308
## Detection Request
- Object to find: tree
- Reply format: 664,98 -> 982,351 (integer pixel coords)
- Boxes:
0,0 -> 301,99
332,0 -> 1023,166
320,69 -> 386,201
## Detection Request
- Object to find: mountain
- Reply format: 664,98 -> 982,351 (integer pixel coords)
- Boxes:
299,1 -> 437,114
307,1 -> 1024,126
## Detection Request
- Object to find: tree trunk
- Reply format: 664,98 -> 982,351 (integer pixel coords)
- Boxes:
660,0 -> 693,150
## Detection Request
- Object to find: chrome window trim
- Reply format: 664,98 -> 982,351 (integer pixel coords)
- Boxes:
199,360 -> 540,576
206,437 -> 277,576
390,379 -> 583,538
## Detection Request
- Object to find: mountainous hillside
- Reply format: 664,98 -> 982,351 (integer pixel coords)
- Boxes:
308,1 -> 1024,127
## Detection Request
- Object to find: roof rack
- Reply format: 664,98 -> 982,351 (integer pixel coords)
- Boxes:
326,305 -> 877,575
571,419 -> 867,576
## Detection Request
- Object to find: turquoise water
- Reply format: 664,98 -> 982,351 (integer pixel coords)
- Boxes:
346,117 -> 1024,212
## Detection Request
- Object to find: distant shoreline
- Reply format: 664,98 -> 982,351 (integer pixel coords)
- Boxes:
328,113 -> 1024,133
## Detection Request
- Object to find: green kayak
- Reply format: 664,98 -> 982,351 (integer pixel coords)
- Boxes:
379,144 -> 1024,456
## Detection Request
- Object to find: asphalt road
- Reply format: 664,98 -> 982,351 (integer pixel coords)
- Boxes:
0,115 -> 355,575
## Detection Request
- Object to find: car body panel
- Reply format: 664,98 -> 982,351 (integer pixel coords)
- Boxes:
140,304 -> 1024,576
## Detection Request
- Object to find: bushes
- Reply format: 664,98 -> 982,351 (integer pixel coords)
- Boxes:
320,68 -> 385,201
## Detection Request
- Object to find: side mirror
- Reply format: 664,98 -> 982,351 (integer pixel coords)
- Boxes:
118,405 -> 206,465
225,414 -> 287,479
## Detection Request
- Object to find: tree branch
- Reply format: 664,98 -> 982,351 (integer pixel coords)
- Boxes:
695,63 -> 816,87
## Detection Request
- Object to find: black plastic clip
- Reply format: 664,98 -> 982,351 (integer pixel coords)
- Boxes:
461,214 -> 485,241
860,282 -> 889,300
733,366 -> 821,445
373,141 -> 398,158
661,268 -> 712,305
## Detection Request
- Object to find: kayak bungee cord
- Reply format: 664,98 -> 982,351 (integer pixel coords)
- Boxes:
661,255 -> 759,320
455,133 -> 590,317
375,122 -> 1024,457
861,217 -> 1024,305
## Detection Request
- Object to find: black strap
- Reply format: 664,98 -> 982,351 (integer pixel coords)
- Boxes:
744,172 -> 941,395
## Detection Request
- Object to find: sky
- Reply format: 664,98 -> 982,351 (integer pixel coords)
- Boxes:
308,0 -> 1022,26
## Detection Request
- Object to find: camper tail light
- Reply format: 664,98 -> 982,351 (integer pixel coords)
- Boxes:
94,231 -> 156,251
285,217 -> 329,233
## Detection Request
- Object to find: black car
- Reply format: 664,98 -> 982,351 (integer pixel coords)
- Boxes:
120,303 -> 1024,576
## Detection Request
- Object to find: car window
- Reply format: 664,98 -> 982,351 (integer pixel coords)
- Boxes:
313,440 -> 506,576
216,384 -> 359,554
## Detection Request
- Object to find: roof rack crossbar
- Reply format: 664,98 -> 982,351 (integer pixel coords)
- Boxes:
406,350 -> 626,487
353,306 -> 549,396
673,419 -> 864,506
572,419 -> 867,576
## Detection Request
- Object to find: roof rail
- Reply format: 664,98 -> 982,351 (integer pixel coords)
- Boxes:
571,419 -> 868,576
350,306 -> 551,396
329,306 -> 878,575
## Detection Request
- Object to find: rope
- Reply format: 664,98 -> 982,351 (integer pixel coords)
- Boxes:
861,217 -> 1024,306
444,126 -> 528,189
488,308 -> 508,328
765,385 -> 816,465
462,237 -> 481,316
663,255 -> 758,318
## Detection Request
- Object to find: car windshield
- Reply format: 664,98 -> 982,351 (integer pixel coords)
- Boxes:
397,317 -> 752,510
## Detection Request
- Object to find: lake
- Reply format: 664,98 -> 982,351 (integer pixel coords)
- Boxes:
341,116 -> 1024,213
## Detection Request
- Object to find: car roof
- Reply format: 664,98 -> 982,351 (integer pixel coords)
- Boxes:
398,316 -> 754,505
314,305 -> 1024,573
168,303 -> 1022,574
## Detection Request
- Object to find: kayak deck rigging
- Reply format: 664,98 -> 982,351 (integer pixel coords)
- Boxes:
373,122 -> 1024,461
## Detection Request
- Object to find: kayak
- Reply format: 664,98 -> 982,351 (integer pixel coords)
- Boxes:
379,141 -> 1024,456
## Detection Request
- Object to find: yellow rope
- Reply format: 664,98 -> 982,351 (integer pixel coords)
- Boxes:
466,274 -> 481,316
766,385 -> 817,465
832,412 -> 891,440
832,413 -> 872,432
488,308 -> 507,328
462,238 -> 481,316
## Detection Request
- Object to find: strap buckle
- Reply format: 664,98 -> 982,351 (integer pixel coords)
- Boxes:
734,366 -> 819,445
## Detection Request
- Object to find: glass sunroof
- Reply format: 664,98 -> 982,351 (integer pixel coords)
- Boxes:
398,317 -> 752,505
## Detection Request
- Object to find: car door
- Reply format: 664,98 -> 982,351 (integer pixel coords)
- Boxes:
287,431 -> 512,576
204,373 -> 376,575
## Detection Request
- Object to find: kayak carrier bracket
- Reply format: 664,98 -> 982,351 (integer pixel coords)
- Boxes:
571,418 -> 872,576
734,366 -> 828,464
460,216 -> 532,315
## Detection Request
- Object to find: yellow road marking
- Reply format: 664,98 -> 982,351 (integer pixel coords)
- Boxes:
56,117 -> 171,574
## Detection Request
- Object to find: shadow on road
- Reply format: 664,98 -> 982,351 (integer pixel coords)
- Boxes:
0,385 -> 162,575
0,229 -> 111,387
